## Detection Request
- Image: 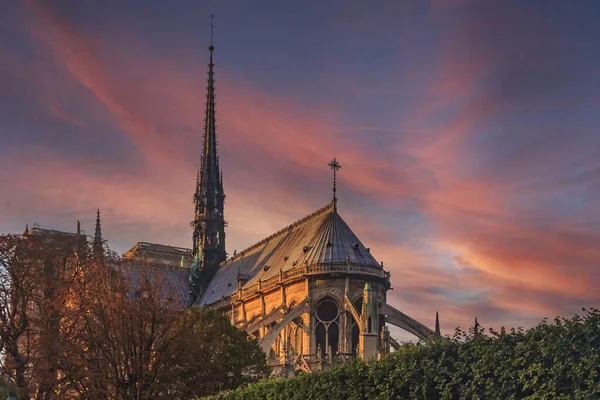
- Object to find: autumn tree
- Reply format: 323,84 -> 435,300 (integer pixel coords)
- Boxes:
1,231 -> 268,399
0,234 -> 38,396
56,261 -> 185,399
58,258 -> 268,399
0,232 -> 84,399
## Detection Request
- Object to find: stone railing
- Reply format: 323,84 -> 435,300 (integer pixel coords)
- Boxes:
241,263 -> 390,298
216,263 -> 390,309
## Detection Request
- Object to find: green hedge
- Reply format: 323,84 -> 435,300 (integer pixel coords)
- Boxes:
203,308 -> 600,399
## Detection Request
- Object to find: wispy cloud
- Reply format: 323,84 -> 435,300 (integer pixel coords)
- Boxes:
1,0 -> 599,339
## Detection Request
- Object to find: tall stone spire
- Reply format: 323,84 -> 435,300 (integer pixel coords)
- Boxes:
190,17 -> 227,305
93,209 -> 104,261
434,311 -> 441,337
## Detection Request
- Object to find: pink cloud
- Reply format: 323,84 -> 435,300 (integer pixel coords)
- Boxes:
3,0 -> 597,341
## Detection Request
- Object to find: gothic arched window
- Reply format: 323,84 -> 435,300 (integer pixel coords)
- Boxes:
287,317 -> 304,357
315,297 -> 340,359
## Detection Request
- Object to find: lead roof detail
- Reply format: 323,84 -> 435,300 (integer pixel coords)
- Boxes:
198,201 -> 381,306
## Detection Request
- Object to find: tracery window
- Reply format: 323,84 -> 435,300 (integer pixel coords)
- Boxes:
287,317 -> 304,357
315,297 -> 340,358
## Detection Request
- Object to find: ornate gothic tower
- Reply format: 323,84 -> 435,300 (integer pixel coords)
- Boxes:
189,39 -> 227,304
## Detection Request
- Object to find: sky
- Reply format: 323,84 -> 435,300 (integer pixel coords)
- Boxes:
1,0 -> 600,341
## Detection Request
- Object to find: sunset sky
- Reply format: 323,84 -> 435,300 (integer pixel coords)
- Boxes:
1,0 -> 600,340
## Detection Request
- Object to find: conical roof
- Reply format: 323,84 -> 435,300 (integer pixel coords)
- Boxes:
296,210 -> 378,267
198,202 -> 381,306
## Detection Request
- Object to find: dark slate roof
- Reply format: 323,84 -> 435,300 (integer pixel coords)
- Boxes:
198,202 -> 380,306
119,261 -> 191,307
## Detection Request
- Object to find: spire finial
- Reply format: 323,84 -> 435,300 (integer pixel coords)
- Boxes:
328,157 -> 341,211
209,14 -> 215,51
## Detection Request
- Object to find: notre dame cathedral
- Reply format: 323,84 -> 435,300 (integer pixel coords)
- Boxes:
27,42 -> 438,377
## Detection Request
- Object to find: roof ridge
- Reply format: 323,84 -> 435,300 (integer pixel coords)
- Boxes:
120,258 -> 191,270
224,202 -> 334,265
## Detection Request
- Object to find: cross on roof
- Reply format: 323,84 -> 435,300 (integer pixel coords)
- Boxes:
328,157 -> 341,210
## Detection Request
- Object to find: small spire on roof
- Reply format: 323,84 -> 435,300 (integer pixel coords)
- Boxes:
75,220 -> 85,258
23,224 -> 29,236
93,209 -> 104,261
328,157 -> 341,212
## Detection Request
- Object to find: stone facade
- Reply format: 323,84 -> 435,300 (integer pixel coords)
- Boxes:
120,42 -> 437,376
192,202 -> 434,376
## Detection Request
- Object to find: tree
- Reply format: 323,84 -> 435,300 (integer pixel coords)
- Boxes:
0,232 -> 83,399
0,232 -> 269,399
172,307 -> 270,398
0,234 -> 38,396
58,259 -> 268,399
57,261 -> 187,399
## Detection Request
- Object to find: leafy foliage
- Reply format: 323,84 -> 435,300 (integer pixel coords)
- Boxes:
172,307 -> 270,398
0,233 -> 268,399
205,308 -> 600,399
